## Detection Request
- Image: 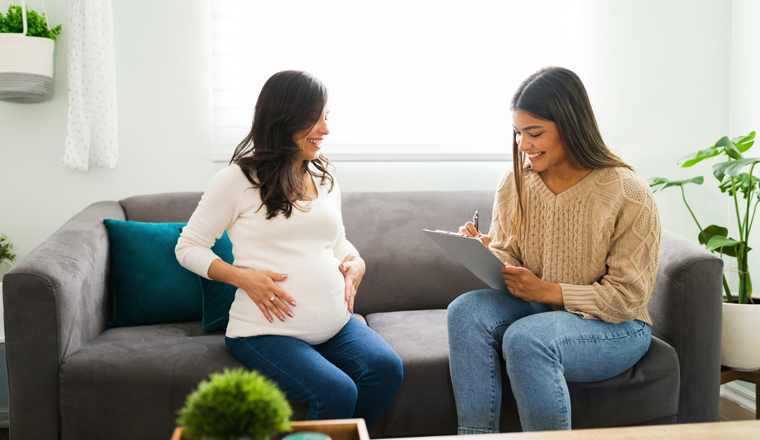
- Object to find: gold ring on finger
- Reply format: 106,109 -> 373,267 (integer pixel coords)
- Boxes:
270,296 -> 276,302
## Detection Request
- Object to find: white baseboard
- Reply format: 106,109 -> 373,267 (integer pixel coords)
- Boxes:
721,383 -> 757,411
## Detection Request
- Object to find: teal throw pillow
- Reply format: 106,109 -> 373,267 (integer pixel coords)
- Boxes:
104,220 -> 202,327
199,231 -> 237,332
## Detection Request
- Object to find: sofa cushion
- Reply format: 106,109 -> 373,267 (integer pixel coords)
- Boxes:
103,220 -> 202,327
59,322 -> 232,439
61,319 -> 389,440
366,309 -> 680,436
567,336 -> 679,428
366,310 -> 458,437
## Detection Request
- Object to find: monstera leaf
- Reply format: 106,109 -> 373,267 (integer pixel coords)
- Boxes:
712,158 -> 760,183
647,176 -> 703,193
705,235 -> 743,257
698,225 -> 729,246
678,148 -> 720,168
733,131 -> 756,153
718,172 -> 760,198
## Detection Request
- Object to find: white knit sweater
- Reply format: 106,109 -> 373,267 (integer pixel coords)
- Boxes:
176,164 -> 358,344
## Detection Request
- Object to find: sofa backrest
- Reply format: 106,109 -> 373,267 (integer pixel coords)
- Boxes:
342,191 -> 494,315
119,190 -> 496,315
120,192 -> 203,223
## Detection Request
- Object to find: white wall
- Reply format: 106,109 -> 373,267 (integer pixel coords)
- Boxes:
729,0 -> 760,397
587,0 -> 733,246
0,0 -> 739,268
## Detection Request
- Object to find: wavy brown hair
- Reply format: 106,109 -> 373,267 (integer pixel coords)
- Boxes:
509,67 -> 633,244
230,70 -> 334,219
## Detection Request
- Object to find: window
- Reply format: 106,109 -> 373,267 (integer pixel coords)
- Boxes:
211,0 -> 591,162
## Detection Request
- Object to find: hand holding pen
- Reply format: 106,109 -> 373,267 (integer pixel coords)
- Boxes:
458,210 -> 492,247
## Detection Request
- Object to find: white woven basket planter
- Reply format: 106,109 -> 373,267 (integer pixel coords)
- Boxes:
0,1 -> 56,103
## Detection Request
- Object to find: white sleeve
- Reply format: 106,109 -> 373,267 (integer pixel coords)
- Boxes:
176,166 -> 244,278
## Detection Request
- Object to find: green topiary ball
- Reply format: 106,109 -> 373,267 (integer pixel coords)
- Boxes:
178,368 -> 292,440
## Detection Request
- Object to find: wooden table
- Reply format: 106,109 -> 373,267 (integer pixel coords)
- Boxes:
393,420 -> 760,440
171,419 -> 369,440
721,366 -> 760,419
171,419 -> 760,440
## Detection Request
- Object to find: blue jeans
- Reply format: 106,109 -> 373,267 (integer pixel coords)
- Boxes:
226,317 -> 403,425
447,289 -> 651,433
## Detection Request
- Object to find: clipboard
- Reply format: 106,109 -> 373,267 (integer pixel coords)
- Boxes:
422,229 -> 509,291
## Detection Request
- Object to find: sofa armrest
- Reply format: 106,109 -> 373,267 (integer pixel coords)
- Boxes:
648,229 -> 724,423
3,201 -> 125,440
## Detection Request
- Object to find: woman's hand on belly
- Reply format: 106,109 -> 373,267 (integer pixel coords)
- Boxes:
208,259 -> 297,324
339,254 -> 365,314
208,258 -> 296,322
239,270 -> 298,323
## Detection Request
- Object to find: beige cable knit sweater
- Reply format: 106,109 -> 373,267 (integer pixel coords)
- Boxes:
488,165 -> 661,325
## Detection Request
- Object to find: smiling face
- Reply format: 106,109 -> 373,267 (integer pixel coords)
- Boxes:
512,110 -> 570,174
292,105 -> 330,163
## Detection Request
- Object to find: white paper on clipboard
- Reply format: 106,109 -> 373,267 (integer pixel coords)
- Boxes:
422,229 -> 509,291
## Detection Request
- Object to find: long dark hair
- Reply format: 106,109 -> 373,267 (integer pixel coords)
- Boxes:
230,70 -> 334,219
509,66 -> 632,244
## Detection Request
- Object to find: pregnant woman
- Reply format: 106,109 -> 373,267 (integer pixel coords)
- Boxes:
177,70 -> 402,424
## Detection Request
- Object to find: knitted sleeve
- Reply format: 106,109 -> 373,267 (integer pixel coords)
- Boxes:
561,172 -> 661,324
330,180 -> 359,261
176,165 -> 243,279
487,171 -> 523,267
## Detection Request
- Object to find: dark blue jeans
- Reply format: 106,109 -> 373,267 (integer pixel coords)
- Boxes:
226,317 -> 403,424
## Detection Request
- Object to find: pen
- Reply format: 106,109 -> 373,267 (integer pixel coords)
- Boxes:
473,211 -> 479,232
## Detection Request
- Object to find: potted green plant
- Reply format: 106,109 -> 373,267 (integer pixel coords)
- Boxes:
648,130 -> 759,370
0,1 -> 62,103
0,234 -> 16,305
177,368 -> 293,440
0,234 -> 16,280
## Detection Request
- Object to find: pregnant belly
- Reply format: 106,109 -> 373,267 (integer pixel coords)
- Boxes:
228,260 -> 350,334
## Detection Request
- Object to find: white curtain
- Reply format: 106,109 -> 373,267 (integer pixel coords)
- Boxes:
63,0 -> 117,171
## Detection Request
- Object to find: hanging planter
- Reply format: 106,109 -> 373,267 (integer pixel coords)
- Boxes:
0,0 -> 62,103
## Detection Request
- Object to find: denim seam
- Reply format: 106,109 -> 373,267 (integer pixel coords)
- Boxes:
458,426 -> 497,434
323,353 -> 369,383
551,359 -> 570,430
487,320 -> 513,431
552,322 -> 650,384
486,318 -> 519,335
489,350 -> 496,429
552,321 -> 649,347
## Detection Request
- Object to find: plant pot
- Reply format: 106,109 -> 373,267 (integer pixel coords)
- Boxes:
0,1 -> 56,103
721,301 -> 760,371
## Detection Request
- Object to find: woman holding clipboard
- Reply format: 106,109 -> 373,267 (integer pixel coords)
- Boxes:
447,67 -> 660,432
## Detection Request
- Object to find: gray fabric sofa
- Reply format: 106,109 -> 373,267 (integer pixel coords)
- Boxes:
4,191 -> 724,440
